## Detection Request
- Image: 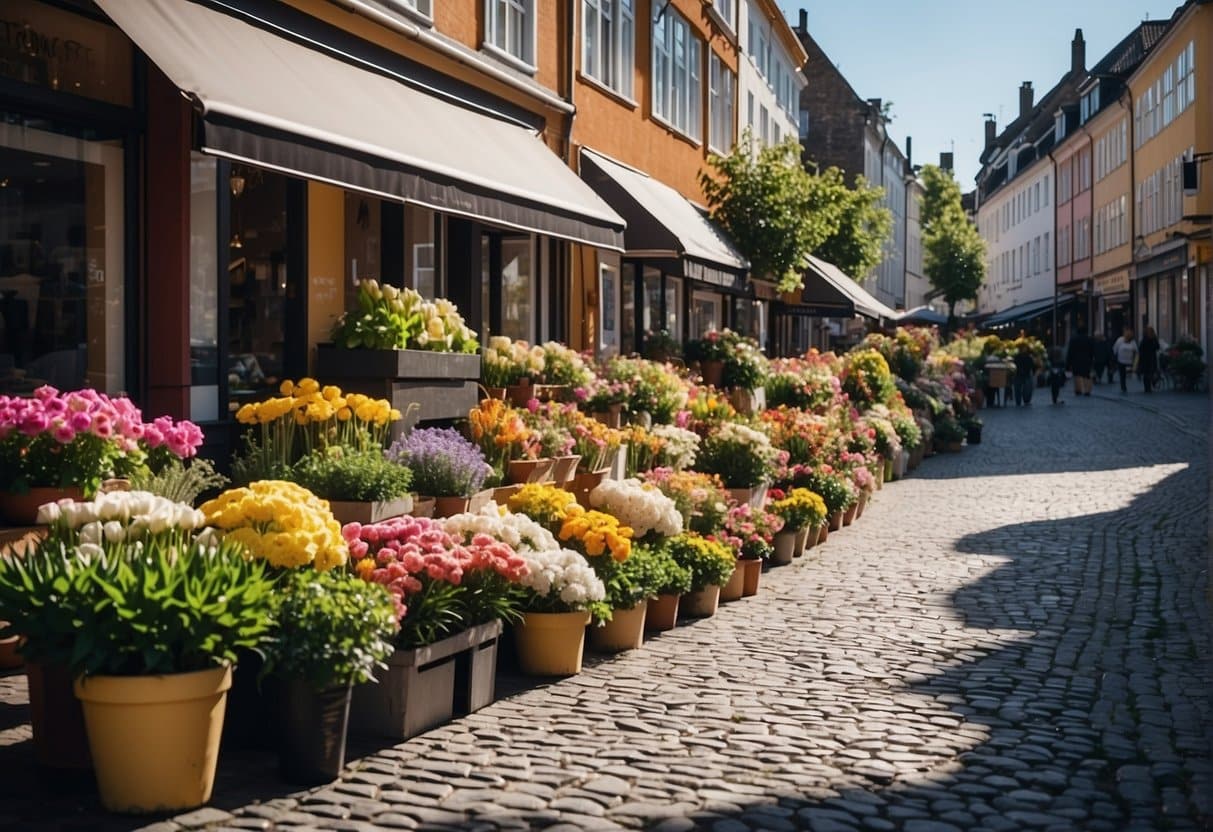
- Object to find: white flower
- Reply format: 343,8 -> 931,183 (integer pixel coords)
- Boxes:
35,500 -> 62,525
79,522 -> 102,545
102,521 -> 126,543
589,479 -> 683,538
517,547 -> 605,607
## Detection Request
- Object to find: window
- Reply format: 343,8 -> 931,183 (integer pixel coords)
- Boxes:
714,0 -> 736,30
498,236 -> 535,342
1137,41 -> 1195,149
485,0 -> 535,68
583,0 -> 635,97
690,290 -> 721,339
1055,111 -> 1066,143
1034,182 -> 1040,212
382,0 -> 432,20
708,52 -> 735,152
1044,175 -> 1049,205
1033,237 -> 1040,274
759,104 -> 769,144
799,109 -> 809,139
1043,232 -> 1050,270
747,91 -> 754,128
652,6 -> 702,140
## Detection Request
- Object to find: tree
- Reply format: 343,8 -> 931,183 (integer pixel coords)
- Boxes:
807,168 -> 893,282
701,132 -> 836,292
920,164 -> 985,320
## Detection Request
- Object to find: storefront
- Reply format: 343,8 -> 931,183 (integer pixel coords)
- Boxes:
772,255 -> 896,355
0,0 -> 137,398
1134,241 -> 1197,344
1092,268 -> 1131,338
578,149 -> 749,358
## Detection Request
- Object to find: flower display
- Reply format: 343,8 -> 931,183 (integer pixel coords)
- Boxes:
558,505 -> 633,562
332,279 -> 478,353
602,357 -> 689,424
841,349 -> 897,411
507,483 -> 579,531
723,335 -> 770,390
790,466 -> 856,515
767,487 -> 828,530
0,386 -> 202,497
388,427 -> 492,497
649,424 -> 700,471
521,401 -> 579,458
682,386 -> 739,431
641,468 -> 729,535
578,374 -> 632,413
200,480 -> 346,571
538,342 -> 593,388
588,478 -> 682,540
467,398 -> 535,477
35,490 -> 207,559
568,414 -> 625,472
721,503 -> 784,559
482,336 -> 545,388
664,532 -> 737,592
765,352 -> 845,413
695,422 -> 781,489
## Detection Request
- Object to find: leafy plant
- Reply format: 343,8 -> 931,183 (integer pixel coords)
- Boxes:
265,568 -> 398,690
665,533 -> 736,592
0,537 -> 275,676
129,457 -> 229,506
388,427 -> 491,498
933,413 -> 966,443
288,447 -> 412,503
331,280 -> 478,353
795,467 -> 856,514
807,167 -> 894,283
695,423 -> 779,489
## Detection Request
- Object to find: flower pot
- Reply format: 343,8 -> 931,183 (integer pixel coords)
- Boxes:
508,458 -> 555,485
0,486 -> 84,526
27,661 -> 91,769
699,360 -> 724,388
804,525 -> 820,551
934,439 -> 963,453
842,504 -> 858,526
854,492 -> 868,519
551,455 -> 581,486
883,458 -> 894,483
897,449 -> 910,478
794,525 -> 811,556
828,511 -> 843,532
327,496 -> 412,526
0,630 -> 20,669
483,386 -> 507,401
533,384 -> 570,403
727,484 -> 768,510
681,585 -> 721,618
514,610 -> 591,676
591,403 -> 624,429
645,594 -> 680,631
729,386 -> 766,416
719,564 -> 745,602
431,495 -> 471,518
589,602 -> 647,653
278,676 -> 353,786
409,496 -> 436,518
770,531 -> 796,566
74,665 -> 232,812
817,524 -> 829,545
491,484 -> 524,504
569,469 -> 610,507
966,425 -> 983,445
740,558 -> 762,597
506,379 -> 535,407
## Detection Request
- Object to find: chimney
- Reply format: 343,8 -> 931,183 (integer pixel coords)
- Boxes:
905,136 -> 912,168
798,8 -> 807,32
940,152 -> 954,172
984,115 -> 997,149
1072,28 -> 1085,73
868,98 -> 882,115
1019,82 -> 1034,119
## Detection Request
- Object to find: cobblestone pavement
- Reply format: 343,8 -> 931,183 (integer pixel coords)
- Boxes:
1,393 -> 1209,831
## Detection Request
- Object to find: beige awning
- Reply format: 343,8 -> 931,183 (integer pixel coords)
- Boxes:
95,0 -> 625,250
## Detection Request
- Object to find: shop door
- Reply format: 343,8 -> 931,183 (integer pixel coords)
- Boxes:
690,290 -> 721,340
598,262 -> 619,356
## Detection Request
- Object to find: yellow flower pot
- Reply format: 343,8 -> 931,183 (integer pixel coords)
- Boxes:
719,564 -> 745,602
589,602 -> 647,653
514,611 -> 591,676
74,665 -> 231,813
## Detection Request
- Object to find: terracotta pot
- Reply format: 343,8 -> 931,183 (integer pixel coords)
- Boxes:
27,661 -> 91,769
770,532 -> 796,566
328,496 -> 412,526
514,611 -> 591,676
431,496 -> 471,518
591,403 -> 624,429
75,665 -> 232,812
507,458 -> 554,485
483,386 -> 507,400
804,525 -> 821,551
794,525 -> 811,556
727,484 -> 768,510
589,602 -> 646,653
645,594 -> 680,631
490,484 -> 523,504
828,511 -> 843,532
0,486 -> 84,526
719,564 -> 744,602
699,360 -> 724,388
842,504 -> 858,526
409,496 -> 436,518
568,469 -> 610,507
855,492 -> 868,519
817,524 -> 829,545
550,455 -> 581,486
740,558 -> 762,597
0,630 -> 20,670
681,586 -> 721,618
506,379 -> 535,407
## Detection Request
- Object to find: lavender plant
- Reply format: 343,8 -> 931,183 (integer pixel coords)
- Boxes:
388,428 -> 491,498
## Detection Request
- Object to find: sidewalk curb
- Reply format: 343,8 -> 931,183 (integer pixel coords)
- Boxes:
1089,390 -> 1209,441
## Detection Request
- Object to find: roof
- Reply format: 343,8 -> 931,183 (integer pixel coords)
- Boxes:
1093,21 -> 1172,76
802,254 -> 899,322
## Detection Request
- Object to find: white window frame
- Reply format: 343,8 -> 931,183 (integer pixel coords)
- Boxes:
708,52 -> 735,153
582,0 -> 635,99
713,0 -> 736,32
484,0 -> 537,72
651,6 -> 702,142
598,259 -> 620,356
690,289 -> 722,340
378,0 -> 433,24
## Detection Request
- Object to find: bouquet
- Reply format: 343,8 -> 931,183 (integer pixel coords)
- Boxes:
767,487 -> 827,531
723,336 -> 770,390
664,533 -> 736,592
388,427 -> 492,498
467,398 -> 535,477
482,336 -> 544,388
721,503 -> 784,559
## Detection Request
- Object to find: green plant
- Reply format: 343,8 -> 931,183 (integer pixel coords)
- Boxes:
288,447 -> 412,503
0,536 -> 275,676
768,487 -> 828,530
921,164 -> 986,319
265,569 -> 399,690
684,331 -> 732,364
128,457 -> 229,506
331,280 -> 478,353
796,467 -> 856,514
842,349 -> 897,410
695,423 -> 779,489
723,337 -> 770,390
665,533 -> 736,592
641,544 -> 693,596
933,413 -> 966,443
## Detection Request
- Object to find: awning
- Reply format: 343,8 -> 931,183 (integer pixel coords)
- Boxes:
579,149 -> 747,288
897,306 -> 948,326
95,0 -> 625,250
797,254 -> 899,321
982,293 -> 1076,328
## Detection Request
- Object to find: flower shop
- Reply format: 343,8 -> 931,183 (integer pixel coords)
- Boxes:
0,293 -> 986,813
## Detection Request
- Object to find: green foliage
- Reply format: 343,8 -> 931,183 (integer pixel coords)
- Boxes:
808,168 -> 894,283
701,133 -> 834,292
933,413 -> 967,443
288,447 -> 412,503
603,544 -> 692,609
796,468 -> 856,514
841,350 -> 897,410
129,457 -> 229,506
0,537 -> 275,676
266,569 -> 398,690
920,165 -> 986,315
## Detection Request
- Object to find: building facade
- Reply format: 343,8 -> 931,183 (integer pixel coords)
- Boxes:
904,175 -> 928,309
1126,0 -> 1211,360
738,0 -> 804,147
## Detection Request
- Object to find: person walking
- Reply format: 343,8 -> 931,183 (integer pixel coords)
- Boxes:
1013,343 -> 1036,406
1048,349 -> 1068,405
1092,332 -> 1111,384
1066,325 -> 1095,396
1111,327 -> 1138,393
1138,326 -> 1161,393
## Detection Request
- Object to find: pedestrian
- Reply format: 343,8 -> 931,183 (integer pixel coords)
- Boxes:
1048,350 -> 1067,405
1013,343 -> 1036,406
1065,325 -> 1094,396
1092,332 -> 1110,384
1111,327 -> 1138,394
1139,325 -> 1161,394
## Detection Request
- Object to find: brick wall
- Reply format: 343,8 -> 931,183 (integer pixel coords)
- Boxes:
795,28 -> 868,184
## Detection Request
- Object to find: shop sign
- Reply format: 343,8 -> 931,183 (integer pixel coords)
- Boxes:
1134,245 -> 1187,280
1094,270 -> 1129,295
684,259 -> 744,291
0,0 -> 132,107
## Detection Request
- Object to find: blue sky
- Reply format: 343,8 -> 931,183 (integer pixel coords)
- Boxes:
776,0 -> 1182,188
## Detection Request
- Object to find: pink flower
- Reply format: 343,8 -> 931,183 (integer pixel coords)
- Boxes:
91,414 -> 114,439
52,425 -> 76,444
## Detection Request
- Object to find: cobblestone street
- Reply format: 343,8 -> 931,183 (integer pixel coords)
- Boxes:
2,391 -> 1210,832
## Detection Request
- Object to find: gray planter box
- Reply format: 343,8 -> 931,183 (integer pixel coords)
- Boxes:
314,345 -> 480,423
327,496 -> 412,526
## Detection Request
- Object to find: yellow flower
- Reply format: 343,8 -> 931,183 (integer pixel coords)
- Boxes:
322,385 -> 341,402
297,377 -> 320,395
280,380 -> 295,396
337,407 -> 353,422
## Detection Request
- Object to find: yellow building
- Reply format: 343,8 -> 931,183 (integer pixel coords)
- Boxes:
1127,0 -> 1211,362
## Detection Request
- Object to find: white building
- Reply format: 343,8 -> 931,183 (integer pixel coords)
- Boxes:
976,153 -> 1055,314
861,116 -> 909,308
904,176 -> 929,309
738,0 -> 806,147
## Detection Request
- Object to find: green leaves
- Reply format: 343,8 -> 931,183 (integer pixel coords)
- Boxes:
287,448 -> 412,503
920,164 -> 986,314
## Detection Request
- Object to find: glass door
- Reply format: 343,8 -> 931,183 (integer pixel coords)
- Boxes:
598,261 -> 619,356
690,289 -> 721,340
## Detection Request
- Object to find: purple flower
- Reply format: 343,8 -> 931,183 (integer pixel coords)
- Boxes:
388,427 -> 491,498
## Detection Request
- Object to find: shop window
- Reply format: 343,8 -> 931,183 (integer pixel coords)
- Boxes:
690,290 -> 720,339
406,205 -> 442,298
598,260 -> 619,356
1157,276 -> 1173,344
665,276 -> 683,342
621,266 -> 636,355
643,266 -> 662,339
651,5 -> 702,141
190,154 -> 219,421
0,114 -> 125,395
499,236 -> 533,342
